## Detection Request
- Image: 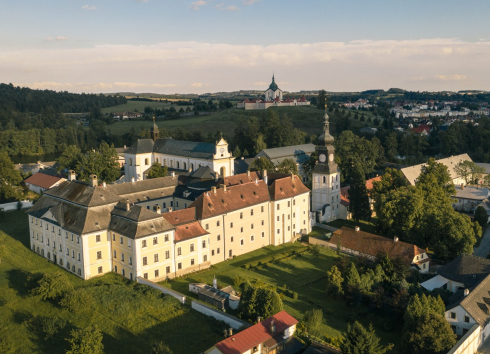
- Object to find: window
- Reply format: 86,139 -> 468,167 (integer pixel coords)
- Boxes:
464,316 -> 470,323
41,235 -> 44,242
288,214 -> 290,220
72,250 -> 75,258
128,239 -> 132,248
205,224 -> 209,230
121,253 -> 125,262
217,235 -> 221,241
122,269 -> 125,277
230,222 -> 233,228
288,201 -> 291,207
240,212 -> 243,219
277,216 -> 280,221
262,232 -> 265,238
41,249 -> 45,256
450,312 -> 456,319
97,251 -> 102,260
155,269 -> 159,278
145,158 -> 149,165
231,236 -> 234,242
164,234 -> 169,242
191,258 -> 195,266
78,268 -> 82,276
60,258 -> 63,266
261,206 -> 264,213
165,250 -> 170,259
71,234 -> 74,241
202,240 -> 206,248
66,247 -> 69,255
176,201 -> 179,208
77,236 -> 80,244
147,206 -> 150,210
96,235 -> 101,243
217,220 -> 220,227
153,237 -> 158,245
98,266 -> 103,274
177,247 -> 182,256
251,223 -> 254,229
178,263 -> 182,270
212,250 -> 215,256
114,265 -> 118,273
113,250 -> 117,258
217,248 -> 220,254
261,220 -> 265,226
293,199 -> 296,206
293,212 -> 295,218
154,254 -> 159,262
142,240 -> 147,248
47,252 -> 50,259
240,239 -> 244,246
277,229 -> 280,234
129,256 -> 133,266
251,235 -> 254,241
143,257 -> 148,266
170,201 -> 174,207
120,237 -> 124,245
190,244 -> 195,252
113,233 -> 116,241
253,346 -> 258,353
129,158 -> 132,166
251,209 -> 254,216
203,255 -> 208,262
144,273 -> 148,279
240,227 -> 243,233
166,266 -> 171,274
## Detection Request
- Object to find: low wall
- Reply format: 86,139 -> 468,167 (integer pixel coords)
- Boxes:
309,238 -> 332,248
0,200 -> 33,211
314,223 -> 338,232
136,277 -> 186,304
191,301 -> 249,330
447,324 -> 481,354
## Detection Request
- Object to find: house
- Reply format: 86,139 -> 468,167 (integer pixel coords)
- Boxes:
359,127 -> 378,134
205,311 -> 299,354
189,279 -> 240,311
452,184 -> 489,213
421,254 -> 490,349
410,124 -> 431,135
400,154 -> 472,186
325,226 -> 430,273
113,111 -> 142,120
24,173 -> 66,194
339,176 -> 381,220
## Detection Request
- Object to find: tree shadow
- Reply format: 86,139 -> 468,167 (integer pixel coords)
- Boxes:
6,269 -> 42,297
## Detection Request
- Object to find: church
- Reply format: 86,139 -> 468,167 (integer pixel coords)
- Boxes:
124,119 -> 235,182
237,75 -> 310,110
311,106 -> 341,222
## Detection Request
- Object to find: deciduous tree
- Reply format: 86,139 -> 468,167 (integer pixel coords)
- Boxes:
340,321 -> 393,354
146,162 -> 168,179
66,325 -> 104,354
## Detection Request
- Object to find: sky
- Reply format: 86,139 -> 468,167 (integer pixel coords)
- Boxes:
1,0 -> 490,94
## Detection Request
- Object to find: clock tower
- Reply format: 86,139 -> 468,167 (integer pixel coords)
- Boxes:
311,105 -> 341,222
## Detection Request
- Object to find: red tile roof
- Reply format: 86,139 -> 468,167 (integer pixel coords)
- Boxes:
223,172 -> 261,187
329,226 -> 426,265
24,173 -> 64,189
215,311 -> 298,354
162,207 -> 197,226
411,124 -> 431,134
268,175 -> 310,201
174,221 -> 208,242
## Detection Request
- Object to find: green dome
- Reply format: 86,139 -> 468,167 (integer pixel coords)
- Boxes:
268,75 -> 278,91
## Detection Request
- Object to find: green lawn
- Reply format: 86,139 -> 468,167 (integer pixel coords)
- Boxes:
326,218 -> 378,234
161,242 -> 401,352
0,211 -> 223,354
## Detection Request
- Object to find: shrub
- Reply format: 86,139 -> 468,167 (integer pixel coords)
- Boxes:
292,292 -> 298,300
243,264 -> 250,270
41,316 -> 67,340
151,341 -> 173,354
59,289 -> 95,314
32,272 -> 73,301
303,308 -> 323,335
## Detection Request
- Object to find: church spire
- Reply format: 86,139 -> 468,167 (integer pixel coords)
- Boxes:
318,104 -> 334,147
151,116 -> 159,142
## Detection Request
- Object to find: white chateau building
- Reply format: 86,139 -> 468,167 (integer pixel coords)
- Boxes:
124,120 -> 235,182
311,106 -> 341,222
237,75 -> 310,110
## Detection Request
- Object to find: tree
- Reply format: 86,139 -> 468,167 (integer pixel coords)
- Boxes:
151,342 -> 173,354
239,283 -> 283,321
475,205 -> 488,228
317,89 -> 327,109
146,162 -> 168,179
403,313 -> 456,354
384,132 -> 398,161
326,265 -> 344,297
66,325 -> 104,354
301,151 -> 318,188
344,262 -> 360,290
250,157 -> 275,173
348,171 -> 371,221
0,152 -> 22,203
370,168 -> 408,201
32,272 -> 73,301
302,308 -> 323,335
276,158 -> 298,175
233,145 -> 242,158
59,289 -> 96,314
254,134 -> 267,155
454,160 -> 474,184
340,322 -> 393,354
76,142 -> 120,183
57,145 -> 82,172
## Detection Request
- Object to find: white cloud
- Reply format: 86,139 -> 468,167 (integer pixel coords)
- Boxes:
225,5 -> 239,11
242,0 -> 259,4
189,0 -> 206,10
56,36 -> 69,41
82,5 -> 97,10
133,0 -> 149,2
44,37 -> 53,41
4,38 -> 490,93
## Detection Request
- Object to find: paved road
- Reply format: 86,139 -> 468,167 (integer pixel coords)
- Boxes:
473,226 -> 490,258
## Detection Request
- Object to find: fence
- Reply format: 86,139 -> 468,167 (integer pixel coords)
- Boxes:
191,301 -> 249,330
136,277 -> 186,304
0,200 -> 33,211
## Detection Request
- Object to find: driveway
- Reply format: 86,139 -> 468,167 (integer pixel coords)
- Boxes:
473,226 -> 490,258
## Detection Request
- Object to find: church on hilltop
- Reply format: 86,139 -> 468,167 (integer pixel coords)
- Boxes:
124,119 -> 235,182
237,75 -> 310,110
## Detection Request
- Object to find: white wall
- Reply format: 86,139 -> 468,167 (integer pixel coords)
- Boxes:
447,324 -> 481,354
191,301 -> 249,330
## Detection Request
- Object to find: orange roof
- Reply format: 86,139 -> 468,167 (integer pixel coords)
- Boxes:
190,181 -> 270,219
174,221 -> 208,242
215,311 -> 298,354
223,172 -> 261,187
339,176 -> 381,206
411,124 -> 431,134
268,175 -> 310,201
24,173 -> 63,189
162,207 -> 196,226
330,226 -> 426,264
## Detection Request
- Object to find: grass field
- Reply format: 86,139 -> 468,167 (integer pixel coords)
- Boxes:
160,242 -> 401,352
101,100 -> 190,114
105,105 -> 379,139
0,211 -> 223,354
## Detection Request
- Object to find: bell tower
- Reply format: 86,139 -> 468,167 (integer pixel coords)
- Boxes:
151,116 -> 159,142
311,105 -> 340,222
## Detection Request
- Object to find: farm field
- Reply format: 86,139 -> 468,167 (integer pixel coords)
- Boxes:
101,100 -> 190,114
160,241 -> 401,353
0,211 -> 223,354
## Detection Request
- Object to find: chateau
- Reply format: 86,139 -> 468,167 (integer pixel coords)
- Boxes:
27,169 -> 310,282
124,120 -> 235,182
237,75 -> 310,110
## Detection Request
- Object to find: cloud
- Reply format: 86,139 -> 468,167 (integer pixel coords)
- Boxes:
216,4 -> 240,11
13,82 -> 178,91
82,5 -> 97,10
44,37 -> 53,41
189,0 -> 206,10
133,0 -> 149,2
412,74 -> 468,82
253,81 -> 268,86
56,36 -> 69,41
242,0 -> 259,4
191,82 -> 210,88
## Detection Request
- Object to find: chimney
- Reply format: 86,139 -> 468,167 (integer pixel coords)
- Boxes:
220,184 -> 227,192
171,171 -> 175,178
102,181 -> 106,188
228,328 -> 233,337
168,207 -> 173,212
291,173 -> 294,182
155,206 -> 161,214
126,202 -> 130,211
355,226 -> 360,232
270,320 -> 275,333
263,170 -> 268,185
394,236 -> 399,242
212,186 -> 217,194
124,145 -> 127,149
131,177 -> 135,183
461,183 -> 464,190
255,178 -> 258,184
68,170 -> 76,181
213,275 -> 217,289
247,170 -> 251,177
464,288 -> 470,297
257,316 -> 261,323
89,175 -> 97,187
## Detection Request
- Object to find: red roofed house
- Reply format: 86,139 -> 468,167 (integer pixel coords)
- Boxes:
339,176 -> 381,220
205,311 -> 299,354
24,172 -> 66,194
326,226 -> 430,273
410,124 -> 431,136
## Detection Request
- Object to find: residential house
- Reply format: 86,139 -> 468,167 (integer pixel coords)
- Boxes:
452,184 -> 489,213
205,311 -> 299,354
325,226 -> 430,273
24,173 -> 66,194
410,124 -> 431,135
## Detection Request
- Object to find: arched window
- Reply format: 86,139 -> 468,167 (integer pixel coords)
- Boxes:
184,162 -> 187,170
323,176 -> 326,184
191,163 -> 194,171
176,161 -> 180,169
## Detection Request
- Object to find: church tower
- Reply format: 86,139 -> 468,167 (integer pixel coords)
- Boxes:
311,105 -> 340,222
151,116 -> 159,142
